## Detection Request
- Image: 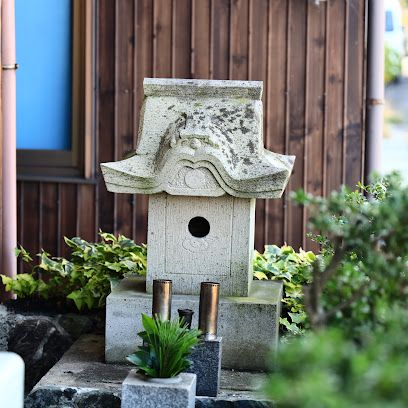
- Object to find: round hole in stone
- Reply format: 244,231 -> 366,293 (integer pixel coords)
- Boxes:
188,216 -> 210,238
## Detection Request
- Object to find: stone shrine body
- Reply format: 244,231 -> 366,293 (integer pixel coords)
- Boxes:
101,78 -> 295,371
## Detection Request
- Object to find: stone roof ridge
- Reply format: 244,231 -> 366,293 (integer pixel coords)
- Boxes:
101,78 -> 295,199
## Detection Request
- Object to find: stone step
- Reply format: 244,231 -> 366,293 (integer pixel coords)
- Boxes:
25,334 -> 273,408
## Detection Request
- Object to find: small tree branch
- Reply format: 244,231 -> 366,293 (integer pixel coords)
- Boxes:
318,245 -> 345,288
303,244 -> 345,329
320,282 -> 369,322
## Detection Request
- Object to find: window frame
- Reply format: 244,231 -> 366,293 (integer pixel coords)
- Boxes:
17,0 -> 95,182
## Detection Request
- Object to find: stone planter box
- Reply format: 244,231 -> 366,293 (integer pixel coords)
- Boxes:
121,370 -> 196,408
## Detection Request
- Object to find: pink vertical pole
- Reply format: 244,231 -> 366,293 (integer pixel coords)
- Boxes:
366,0 -> 385,177
1,0 -> 17,300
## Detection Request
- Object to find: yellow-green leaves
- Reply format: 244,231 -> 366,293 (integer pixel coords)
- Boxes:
8,231 -> 147,311
15,246 -> 33,263
0,273 -> 42,297
253,244 -> 316,336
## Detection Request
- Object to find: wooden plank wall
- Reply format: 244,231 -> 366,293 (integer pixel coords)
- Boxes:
17,0 -> 367,270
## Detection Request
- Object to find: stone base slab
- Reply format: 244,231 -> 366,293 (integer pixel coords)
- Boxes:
106,277 -> 282,371
25,334 -> 273,408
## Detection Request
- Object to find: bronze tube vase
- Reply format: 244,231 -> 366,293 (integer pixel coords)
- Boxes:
198,282 -> 220,340
152,279 -> 172,321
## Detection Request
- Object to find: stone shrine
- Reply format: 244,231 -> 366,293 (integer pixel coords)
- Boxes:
101,78 -> 295,371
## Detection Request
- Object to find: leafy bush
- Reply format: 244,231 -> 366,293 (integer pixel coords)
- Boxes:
293,172 -> 408,333
1,232 -> 147,310
253,245 -> 316,336
265,307 -> 408,408
1,273 -> 47,298
385,44 -> 402,84
127,314 -> 201,378
263,173 -> 408,406
254,173 -> 408,337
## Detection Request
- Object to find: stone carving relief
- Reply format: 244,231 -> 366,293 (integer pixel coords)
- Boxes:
166,166 -> 225,196
164,113 -> 221,151
181,234 -> 219,254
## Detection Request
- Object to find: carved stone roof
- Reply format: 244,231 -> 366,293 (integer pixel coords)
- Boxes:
101,78 -> 295,199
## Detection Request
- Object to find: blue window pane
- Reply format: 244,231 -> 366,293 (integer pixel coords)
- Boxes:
16,0 -> 72,150
386,10 -> 394,32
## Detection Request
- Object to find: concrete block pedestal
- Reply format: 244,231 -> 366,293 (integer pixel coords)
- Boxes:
106,277 -> 282,371
121,371 -> 196,408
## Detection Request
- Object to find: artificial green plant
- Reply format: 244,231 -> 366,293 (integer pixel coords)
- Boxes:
127,314 -> 201,378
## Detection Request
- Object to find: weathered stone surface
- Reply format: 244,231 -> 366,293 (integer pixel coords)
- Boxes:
100,78 -> 288,380
122,371 -> 196,408
143,78 -> 264,99
195,400 -> 272,408
146,194 -> 255,296
25,335 -> 272,408
26,387 -> 121,408
106,277 -> 281,371
187,337 -> 222,397
0,304 -> 105,393
8,314 -> 73,393
101,78 -> 295,199
56,313 -> 102,339
0,305 -> 10,350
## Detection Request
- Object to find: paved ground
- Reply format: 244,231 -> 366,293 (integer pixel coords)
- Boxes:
383,57 -> 408,181
25,335 -> 272,408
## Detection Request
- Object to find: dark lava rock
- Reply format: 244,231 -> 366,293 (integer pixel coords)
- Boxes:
1,301 -> 105,394
25,388 -> 67,408
5,298 -> 79,314
25,386 -> 272,408
195,401 -> 273,408
8,315 -> 73,393
25,387 -> 121,408
56,313 -> 102,339
75,391 -> 121,408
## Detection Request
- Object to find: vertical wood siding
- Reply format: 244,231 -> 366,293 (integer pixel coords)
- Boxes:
17,0 -> 367,268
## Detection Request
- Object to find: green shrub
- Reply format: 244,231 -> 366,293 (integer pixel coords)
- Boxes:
385,44 -> 402,84
255,173 -> 408,337
264,307 -> 408,408
292,172 -> 408,333
1,273 -> 46,298
1,231 -> 147,310
127,314 -> 201,378
253,245 -> 316,336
